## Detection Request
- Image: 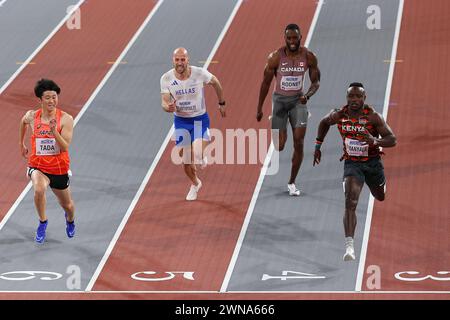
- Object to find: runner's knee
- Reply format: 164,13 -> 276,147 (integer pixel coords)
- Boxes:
276,143 -> 285,151
293,138 -> 304,151
193,146 -> 203,162
61,200 -> 74,212
276,137 -> 287,151
345,194 -> 359,211
34,185 -> 47,198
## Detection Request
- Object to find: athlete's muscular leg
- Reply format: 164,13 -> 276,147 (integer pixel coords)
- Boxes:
181,144 -> 200,186
52,187 -> 75,222
273,129 -> 287,151
192,138 -> 208,165
369,184 -> 385,201
183,164 -> 199,185
30,170 -> 50,222
289,126 -> 306,184
202,139 -> 209,157
343,176 -> 364,238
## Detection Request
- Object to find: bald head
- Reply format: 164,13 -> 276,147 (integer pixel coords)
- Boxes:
173,47 -> 189,57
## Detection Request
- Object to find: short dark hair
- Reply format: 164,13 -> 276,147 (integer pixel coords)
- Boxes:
34,78 -> 61,98
285,23 -> 300,33
348,82 -> 364,89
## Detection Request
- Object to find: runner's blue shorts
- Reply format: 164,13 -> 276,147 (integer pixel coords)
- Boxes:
173,112 -> 210,146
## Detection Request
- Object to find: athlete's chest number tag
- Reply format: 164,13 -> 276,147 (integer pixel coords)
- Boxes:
280,76 -> 302,91
345,138 -> 368,157
36,138 -> 60,155
131,271 -> 195,282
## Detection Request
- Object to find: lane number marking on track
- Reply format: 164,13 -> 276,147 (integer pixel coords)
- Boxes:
261,270 -> 326,281
131,271 -> 195,282
394,271 -> 450,282
0,271 -> 63,281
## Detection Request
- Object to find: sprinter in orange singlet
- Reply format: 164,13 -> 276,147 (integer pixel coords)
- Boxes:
19,79 -> 75,243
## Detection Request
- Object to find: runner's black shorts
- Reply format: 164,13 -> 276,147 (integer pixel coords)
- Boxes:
343,156 -> 385,188
27,167 -> 70,190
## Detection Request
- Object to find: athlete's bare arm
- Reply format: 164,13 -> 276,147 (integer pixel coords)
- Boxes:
361,112 -> 397,148
51,112 -> 73,152
19,110 -> 35,159
317,109 -> 341,140
208,75 -> 226,117
256,50 -> 280,121
301,50 -> 320,104
161,92 -> 176,113
313,109 -> 341,166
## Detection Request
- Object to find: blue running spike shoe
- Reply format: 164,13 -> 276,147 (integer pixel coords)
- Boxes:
35,220 -> 48,244
65,213 -> 75,238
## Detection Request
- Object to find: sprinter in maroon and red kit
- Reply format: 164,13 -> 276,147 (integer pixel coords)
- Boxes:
313,83 -> 396,261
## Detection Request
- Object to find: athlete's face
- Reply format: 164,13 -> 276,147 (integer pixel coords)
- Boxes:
173,52 -> 189,75
347,87 -> 366,111
285,29 -> 301,52
40,90 -> 58,112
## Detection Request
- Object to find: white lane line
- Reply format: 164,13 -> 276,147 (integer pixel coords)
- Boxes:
219,0 -> 325,293
0,0 -> 85,232
355,0 -> 405,292
0,0 -> 8,7
84,0 -> 244,292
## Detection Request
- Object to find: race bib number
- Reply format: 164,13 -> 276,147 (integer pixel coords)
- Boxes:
345,138 -> 368,157
176,100 -> 198,114
280,76 -> 303,91
36,138 -> 60,155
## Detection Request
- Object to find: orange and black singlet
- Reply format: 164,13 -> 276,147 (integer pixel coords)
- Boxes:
28,108 -> 70,175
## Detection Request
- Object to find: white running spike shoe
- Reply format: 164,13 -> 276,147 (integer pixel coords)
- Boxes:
287,183 -> 301,196
186,180 -> 202,201
343,241 -> 356,261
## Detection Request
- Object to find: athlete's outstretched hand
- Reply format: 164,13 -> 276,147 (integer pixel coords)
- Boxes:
313,149 -> 321,166
219,105 -> 226,118
256,111 -> 263,122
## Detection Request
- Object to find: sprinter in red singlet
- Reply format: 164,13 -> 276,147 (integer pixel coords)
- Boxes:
313,83 -> 397,261
19,79 -> 75,243
257,23 -> 320,196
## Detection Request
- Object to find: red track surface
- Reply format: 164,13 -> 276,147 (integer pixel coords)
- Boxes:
362,0 -> 450,291
93,0 -> 317,291
0,0 -> 156,221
